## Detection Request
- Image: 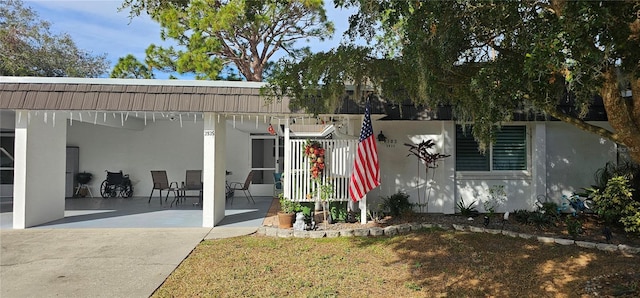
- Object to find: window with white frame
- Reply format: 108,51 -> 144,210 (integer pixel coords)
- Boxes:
455,125 -> 528,171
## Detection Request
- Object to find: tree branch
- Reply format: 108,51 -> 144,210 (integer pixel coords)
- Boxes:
543,106 -> 618,142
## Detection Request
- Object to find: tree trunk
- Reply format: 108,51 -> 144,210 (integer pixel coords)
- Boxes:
600,69 -> 640,163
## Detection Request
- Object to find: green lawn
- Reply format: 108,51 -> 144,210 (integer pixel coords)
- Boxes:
153,228 -> 638,297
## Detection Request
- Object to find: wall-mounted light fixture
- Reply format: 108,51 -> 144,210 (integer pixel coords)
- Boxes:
377,131 -> 387,142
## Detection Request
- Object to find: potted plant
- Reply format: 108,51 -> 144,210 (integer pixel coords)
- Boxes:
277,193 -> 301,229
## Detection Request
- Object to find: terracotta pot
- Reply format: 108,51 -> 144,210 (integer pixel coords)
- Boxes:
277,212 -> 295,229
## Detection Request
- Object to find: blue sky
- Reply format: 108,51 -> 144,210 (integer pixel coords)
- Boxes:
24,0 -> 356,79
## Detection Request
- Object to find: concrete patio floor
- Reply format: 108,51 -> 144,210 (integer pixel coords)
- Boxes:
0,195 -> 274,230
0,195 -> 275,297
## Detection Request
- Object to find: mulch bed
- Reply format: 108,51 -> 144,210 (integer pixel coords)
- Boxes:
263,198 -> 640,247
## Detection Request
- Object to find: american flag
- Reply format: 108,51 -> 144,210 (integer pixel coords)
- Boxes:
349,100 -> 380,201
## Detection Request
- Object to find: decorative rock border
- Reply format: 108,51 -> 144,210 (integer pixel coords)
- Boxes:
255,222 -> 640,254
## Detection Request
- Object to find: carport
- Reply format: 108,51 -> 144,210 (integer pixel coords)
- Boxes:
0,77 -> 300,229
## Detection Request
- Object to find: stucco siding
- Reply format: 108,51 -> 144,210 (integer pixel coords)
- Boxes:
545,121 -> 615,202
67,119 -> 204,198
371,120 -> 455,213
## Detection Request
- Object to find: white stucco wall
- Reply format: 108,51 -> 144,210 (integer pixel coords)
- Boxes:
454,122 -> 616,213
455,123 -> 535,213
13,111 -> 67,228
370,120 -> 456,213
224,127 -> 253,196
66,116 -> 268,200
5,106 -> 621,221
545,121 -> 616,202
67,119 -> 204,198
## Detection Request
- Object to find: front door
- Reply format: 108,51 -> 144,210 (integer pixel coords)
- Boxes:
250,136 -> 283,192
0,132 -> 14,199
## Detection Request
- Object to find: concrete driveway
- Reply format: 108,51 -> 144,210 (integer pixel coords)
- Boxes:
1,228 -> 212,297
0,196 -> 272,297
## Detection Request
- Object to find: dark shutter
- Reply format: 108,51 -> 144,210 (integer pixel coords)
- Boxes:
492,126 -> 527,170
455,126 -> 490,171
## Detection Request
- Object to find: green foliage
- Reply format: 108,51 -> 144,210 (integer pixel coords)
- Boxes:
564,216 -> 583,238
267,0 -> 640,163
483,185 -> 506,217
511,207 -> 558,229
381,191 -> 413,217
526,212 -> 555,229
592,161 -> 640,199
0,0 -> 109,77
329,201 -> 348,222
591,176 -> 640,233
512,209 -> 532,225
278,193 -> 302,214
121,0 -> 333,81
536,200 -> 561,221
456,197 -> 478,217
110,54 -> 155,79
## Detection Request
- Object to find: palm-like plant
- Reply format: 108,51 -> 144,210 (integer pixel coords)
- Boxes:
405,139 -> 450,212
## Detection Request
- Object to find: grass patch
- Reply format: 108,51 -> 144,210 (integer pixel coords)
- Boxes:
153,230 -> 638,297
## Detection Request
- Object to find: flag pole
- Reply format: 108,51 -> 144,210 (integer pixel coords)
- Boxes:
359,195 -> 367,224
348,96 -> 381,224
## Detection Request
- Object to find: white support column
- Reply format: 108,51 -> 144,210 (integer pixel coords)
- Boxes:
441,121 -> 456,214
532,123 -> 547,207
13,110 -> 67,228
202,113 -> 226,227
283,116 -> 291,199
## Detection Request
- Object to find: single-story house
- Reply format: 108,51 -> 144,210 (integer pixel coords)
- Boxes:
0,76 -> 621,229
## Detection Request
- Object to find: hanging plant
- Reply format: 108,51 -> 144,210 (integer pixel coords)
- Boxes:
303,139 -> 326,180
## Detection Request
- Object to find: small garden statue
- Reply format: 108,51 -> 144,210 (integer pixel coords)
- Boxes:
293,212 -> 307,231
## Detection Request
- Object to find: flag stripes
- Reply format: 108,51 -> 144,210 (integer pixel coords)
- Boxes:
349,100 -> 380,201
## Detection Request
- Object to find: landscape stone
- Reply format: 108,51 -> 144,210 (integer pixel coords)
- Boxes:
277,229 -> 293,238
293,230 -> 309,238
537,236 -> 555,243
369,227 -> 384,236
452,224 -> 466,231
595,243 -> 618,252
309,231 -> 326,238
421,223 -> 434,229
575,241 -> 597,248
409,223 -> 423,231
264,227 -> 278,237
383,226 -> 398,236
325,230 -> 340,238
485,228 -> 502,235
353,229 -> 369,237
518,233 -> 533,239
554,238 -> 575,245
502,230 -> 519,237
340,229 -> 355,237
397,224 -> 411,233
618,244 -> 640,254
469,226 -> 484,233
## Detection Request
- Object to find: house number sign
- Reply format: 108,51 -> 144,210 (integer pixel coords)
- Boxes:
204,130 -> 215,137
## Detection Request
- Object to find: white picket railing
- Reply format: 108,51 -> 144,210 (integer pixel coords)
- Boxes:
284,139 -> 358,202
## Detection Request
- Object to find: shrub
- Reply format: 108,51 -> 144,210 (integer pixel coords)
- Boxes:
457,197 -> 479,217
564,216 -> 583,238
512,209 -> 532,224
593,160 -> 640,200
381,191 -> 414,217
591,175 -> 640,233
527,212 -> 555,228
537,201 -> 560,219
